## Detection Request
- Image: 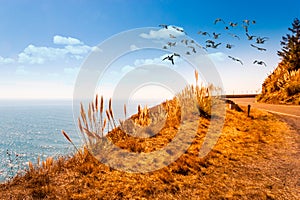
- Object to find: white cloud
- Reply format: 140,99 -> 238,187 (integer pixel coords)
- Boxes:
140,26 -> 185,40
1,35 -> 100,65
18,44 -> 68,64
17,43 -> 98,64
134,54 -> 181,66
65,45 -> 92,55
130,44 -> 139,51
121,65 -> 134,73
53,35 -> 82,45
91,46 -> 102,52
0,56 -> 15,64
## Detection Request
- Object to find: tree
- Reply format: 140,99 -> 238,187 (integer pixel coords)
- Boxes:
277,18 -> 300,71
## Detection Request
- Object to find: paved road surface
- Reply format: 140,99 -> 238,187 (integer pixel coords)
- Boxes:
229,97 -> 300,132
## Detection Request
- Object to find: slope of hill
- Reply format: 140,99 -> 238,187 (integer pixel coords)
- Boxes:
257,18 -> 300,105
0,103 -> 299,199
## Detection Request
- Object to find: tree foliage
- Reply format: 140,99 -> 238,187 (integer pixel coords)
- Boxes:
277,18 -> 300,71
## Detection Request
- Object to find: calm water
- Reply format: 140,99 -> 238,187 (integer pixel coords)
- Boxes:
0,100 -> 82,182
0,99 -> 160,182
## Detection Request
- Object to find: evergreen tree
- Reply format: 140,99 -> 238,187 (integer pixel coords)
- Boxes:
277,18 -> 300,71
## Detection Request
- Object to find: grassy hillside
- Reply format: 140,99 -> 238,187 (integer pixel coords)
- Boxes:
256,64 -> 300,104
257,18 -> 300,105
0,93 -> 299,199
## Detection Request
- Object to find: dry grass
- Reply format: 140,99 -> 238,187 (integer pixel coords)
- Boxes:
0,70 -> 299,199
1,105 -> 299,199
257,63 -> 300,105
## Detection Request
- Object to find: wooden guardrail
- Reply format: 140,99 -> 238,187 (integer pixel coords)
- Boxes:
222,94 -> 258,98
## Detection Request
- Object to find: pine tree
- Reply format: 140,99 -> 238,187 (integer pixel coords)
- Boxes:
277,18 -> 300,71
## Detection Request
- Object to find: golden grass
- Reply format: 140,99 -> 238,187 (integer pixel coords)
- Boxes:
0,70 -> 299,199
1,105 -> 299,199
257,64 -> 300,105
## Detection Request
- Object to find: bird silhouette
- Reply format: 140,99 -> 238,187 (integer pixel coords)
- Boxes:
256,37 -> 268,44
253,60 -> 267,66
205,40 -> 215,44
172,26 -> 186,34
228,56 -> 243,65
251,44 -> 267,51
188,46 -> 197,53
213,32 -> 221,39
246,33 -> 256,40
243,19 -> 250,25
186,51 -> 191,55
214,18 -> 225,24
211,42 -> 221,48
242,25 -> 249,33
169,34 -> 176,38
159,24 -> 168,29
181,39 -> 189,45
226,44 -> 234,49
167,42 -> 176,47
162,53 -> 180,65
229,22 -> 238,27
198,31 -> 211,37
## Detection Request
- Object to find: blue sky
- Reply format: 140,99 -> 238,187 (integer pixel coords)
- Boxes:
0,0 -> 299,99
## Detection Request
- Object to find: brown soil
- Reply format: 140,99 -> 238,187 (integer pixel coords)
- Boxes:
0,106 -> 299,199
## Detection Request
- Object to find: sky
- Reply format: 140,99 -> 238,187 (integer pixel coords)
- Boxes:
0,0 -> 299,100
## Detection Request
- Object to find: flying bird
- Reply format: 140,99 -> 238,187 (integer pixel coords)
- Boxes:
169,34 -> 176,38
214,18 -> 225,24
242,25 -> 249,32
205,39 -> 215,44
188,46 -> 197,53
167,42 -> 176,47
228,55 -> 243,65
213,32 -> 221,39
172,26 -> 186,34
181,39 -> 189,45
256,37 -> 269,44
246,33 -> 256,40
251,44 -> 267,51
205,40 -> 221,48
211,42 -> 222,49
229,22 -> 238,27
205,40 -> 222,49
243,19 -> 250,25
226,44 -> 234,49
253,60 -> 267,66
162,53 -> 180,65
159,24 -> 168,29
198,31 -> 211,37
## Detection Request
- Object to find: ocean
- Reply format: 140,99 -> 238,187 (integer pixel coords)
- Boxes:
0,98 -> 162,182
0,100 -> 84,182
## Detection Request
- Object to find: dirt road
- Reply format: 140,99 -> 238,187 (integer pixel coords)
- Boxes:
230,97 -> 300,132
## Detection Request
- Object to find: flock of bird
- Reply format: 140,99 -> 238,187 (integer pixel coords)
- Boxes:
160,18 -> 268,67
